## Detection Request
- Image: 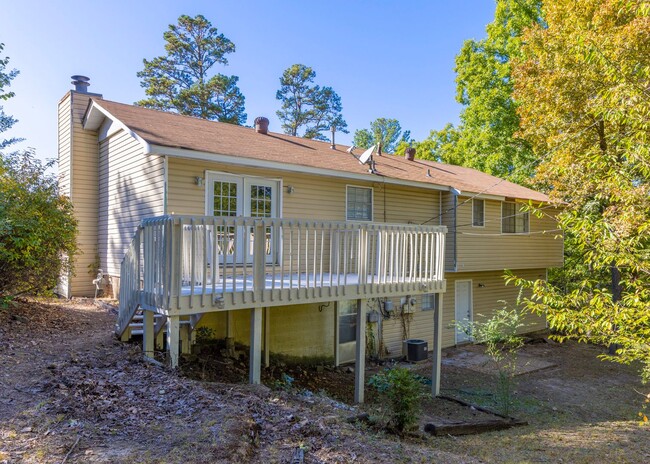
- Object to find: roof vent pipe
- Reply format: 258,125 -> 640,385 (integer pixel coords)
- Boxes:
405,147 -> 416,161
254,117 -> 269,134
71,75 -> 90,93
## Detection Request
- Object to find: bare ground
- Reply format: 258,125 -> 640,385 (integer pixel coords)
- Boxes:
1,299 -> 648,463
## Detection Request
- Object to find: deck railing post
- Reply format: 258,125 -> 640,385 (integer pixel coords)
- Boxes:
358,227 -> 367,285
253,221 -> 266,302
170,218 -> 182,309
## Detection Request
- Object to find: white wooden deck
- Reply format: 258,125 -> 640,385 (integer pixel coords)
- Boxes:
118,215 -> 447,333
116,215 -> 447,400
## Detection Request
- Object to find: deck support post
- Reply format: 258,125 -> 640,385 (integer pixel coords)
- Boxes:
431,294 -> 443,396
250,307 -> 262,384
167,315 -> 180,368
264,307 -> 271,368
143,310 -> 155,358
354,299 -> 366,404
334,303 -> 340,367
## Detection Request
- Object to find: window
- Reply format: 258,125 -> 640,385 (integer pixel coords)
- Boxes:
472,199 -> 485,227
338,300 -> 358,343
421,293 -> 439,311
346,186 -> 373,221
502,202 -> 529,234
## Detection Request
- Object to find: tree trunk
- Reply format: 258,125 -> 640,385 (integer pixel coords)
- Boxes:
608,261 -> 622,355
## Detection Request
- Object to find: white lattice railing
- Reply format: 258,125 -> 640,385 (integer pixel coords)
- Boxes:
116,215 -> 446,334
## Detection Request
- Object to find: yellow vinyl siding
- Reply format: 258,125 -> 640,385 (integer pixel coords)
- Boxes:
57,94 -> 72,197
98,130 -> 164,277
197,304 -> 336,359
167,158 -> 440,224
454,197 -> 563,271
380,298 -> 437,357
440,269 -> 547,347
441,192 -> 456,271
57,94 -> 73,296
65,92 -> 100,296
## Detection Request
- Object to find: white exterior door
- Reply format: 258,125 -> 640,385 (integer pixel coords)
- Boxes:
337,300 -> 357,365
455,280 -> 473,344
206,173 -> 278,263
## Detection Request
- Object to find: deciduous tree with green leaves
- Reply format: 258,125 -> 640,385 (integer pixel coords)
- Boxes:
509,0 -> 650,383
353,118 -> 410,154
0,43 -> 20,150
137,14 -> 246,124
276,64 -> 347,140
0,151 -> 78,299
420,0 -> 542,185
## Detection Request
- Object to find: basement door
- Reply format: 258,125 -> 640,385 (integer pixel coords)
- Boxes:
205,172 -> 279,263
336,300 -> 357,365
455,280 -> 473,344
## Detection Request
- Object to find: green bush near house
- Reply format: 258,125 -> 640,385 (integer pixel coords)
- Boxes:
0,150 -> 77,300
455,305 -> 526,416
369,367 -> 423,434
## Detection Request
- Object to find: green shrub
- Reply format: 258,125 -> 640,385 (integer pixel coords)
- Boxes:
369,367 -> 422,434
0,150 -> 77,298
455,304 -> 526,416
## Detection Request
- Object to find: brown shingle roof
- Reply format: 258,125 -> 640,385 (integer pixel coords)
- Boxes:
93,99 -> 549,202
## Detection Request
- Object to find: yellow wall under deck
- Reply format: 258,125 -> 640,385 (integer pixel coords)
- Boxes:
195,268 -> 547,360
197,303 -> 336,359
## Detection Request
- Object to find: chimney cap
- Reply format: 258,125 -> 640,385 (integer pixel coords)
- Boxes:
405,147 -> 416,161
254,116 -> 269,134
71,75 -> 90,93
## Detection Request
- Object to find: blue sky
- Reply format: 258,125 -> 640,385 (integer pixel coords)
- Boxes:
2,0 -> 495,164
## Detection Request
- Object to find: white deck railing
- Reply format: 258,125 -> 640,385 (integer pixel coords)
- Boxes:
117,215 -> 446,335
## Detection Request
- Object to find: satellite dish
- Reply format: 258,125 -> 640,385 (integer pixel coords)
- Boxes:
358,145 -> 376,165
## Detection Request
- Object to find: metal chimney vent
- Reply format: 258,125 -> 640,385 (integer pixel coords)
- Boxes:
71,75 -> 90,93
254,117 -> 269,134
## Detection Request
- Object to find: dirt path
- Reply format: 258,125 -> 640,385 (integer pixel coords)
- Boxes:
0,300 -> 477,463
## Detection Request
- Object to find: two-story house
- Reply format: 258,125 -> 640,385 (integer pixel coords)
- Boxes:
58,79 -> 563,402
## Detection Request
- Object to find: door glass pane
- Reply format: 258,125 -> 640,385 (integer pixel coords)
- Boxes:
250,185 -> 273,218
339,300 -> 357,344
212,181 -> 238,256
213,181 -> 238,216
249,184 -> 274,255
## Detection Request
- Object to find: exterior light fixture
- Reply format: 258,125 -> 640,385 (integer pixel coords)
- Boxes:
195,176 -> 203,186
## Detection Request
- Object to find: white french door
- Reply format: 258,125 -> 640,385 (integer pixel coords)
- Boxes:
205,172 -> 279,264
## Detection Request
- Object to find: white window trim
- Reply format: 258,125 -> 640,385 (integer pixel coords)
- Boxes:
500,201 -> 530,235
345,185 -> 374,222
204,170 -> 282,218
472,198 -> 485,228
